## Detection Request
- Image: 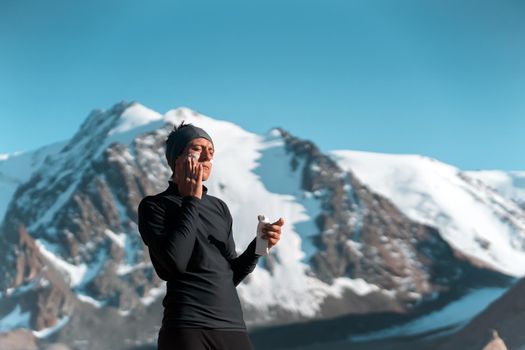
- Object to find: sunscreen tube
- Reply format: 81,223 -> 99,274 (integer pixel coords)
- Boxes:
255,215 -> 270,256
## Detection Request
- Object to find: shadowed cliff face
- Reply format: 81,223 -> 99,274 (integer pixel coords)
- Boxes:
0,103 -> 516,350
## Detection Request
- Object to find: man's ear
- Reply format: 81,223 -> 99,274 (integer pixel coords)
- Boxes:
168,159 -> 176,180
172,156 -> 183,181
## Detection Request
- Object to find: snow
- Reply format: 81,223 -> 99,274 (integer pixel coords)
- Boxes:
108,103 -> 162,135
0,304 -> 31,332
32,316 -> 69,338
141,285 -> 166,306
104,229 -> 126,248
466,170 -> 525,205
118,309 -> 131,317
101,107 -> 165,155
35,239 -> 88,287
105,227 -> 144,275
331,150 -> 525,277
77,294 -> 105,308
350,287 -> 507,341
332,277 -> 382,296
253,136 -> 321,262
35,238 -> 107,289
117,262 -> 148,276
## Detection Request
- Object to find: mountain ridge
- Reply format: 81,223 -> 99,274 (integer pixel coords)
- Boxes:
0,102 -> 523,350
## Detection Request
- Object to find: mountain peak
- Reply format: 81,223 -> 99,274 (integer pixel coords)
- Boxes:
108,102 -> 162,136
164,106 -> 205,122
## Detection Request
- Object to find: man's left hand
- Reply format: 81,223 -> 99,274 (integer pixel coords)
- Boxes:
262,218 -> 284,248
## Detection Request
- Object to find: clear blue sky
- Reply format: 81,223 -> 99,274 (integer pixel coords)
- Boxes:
1,0 -> 524,170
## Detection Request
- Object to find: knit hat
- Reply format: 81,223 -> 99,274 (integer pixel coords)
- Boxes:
165,122 -> 213,170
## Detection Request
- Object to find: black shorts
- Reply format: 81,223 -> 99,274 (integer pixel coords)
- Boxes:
157,327 -> 255,350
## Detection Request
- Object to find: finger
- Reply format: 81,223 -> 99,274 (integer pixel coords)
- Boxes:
262,226 -> 280,234
264,224 -> 282,231
183,158 -> 191,184
271,217 -> 285,226
190,159 -> 196,181
190,158 -> 197,179
197,163 -> 203,183
263,231 -> 280,239
184,157 -> 191,180
262,232 -> 280,239
188,157 -> 196,180
268,238 -> 279,247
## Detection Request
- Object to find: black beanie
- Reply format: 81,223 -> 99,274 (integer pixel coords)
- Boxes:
165,123 -> 214,170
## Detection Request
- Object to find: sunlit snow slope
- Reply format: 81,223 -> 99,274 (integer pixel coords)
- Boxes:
466,170 -> 525,206
330,150 -> 525,277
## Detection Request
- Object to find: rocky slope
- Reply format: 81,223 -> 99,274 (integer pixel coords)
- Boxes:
438,278 -> 525,350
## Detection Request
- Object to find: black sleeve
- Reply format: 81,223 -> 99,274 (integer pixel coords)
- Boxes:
221,202 -> 260,286
229,238 -> 259,286
138,196 -> 201,275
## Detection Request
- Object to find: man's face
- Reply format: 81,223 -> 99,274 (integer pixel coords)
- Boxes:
180,137 -> 214,181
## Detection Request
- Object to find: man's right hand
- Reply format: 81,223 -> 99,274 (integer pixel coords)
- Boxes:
175,156 -> 203,199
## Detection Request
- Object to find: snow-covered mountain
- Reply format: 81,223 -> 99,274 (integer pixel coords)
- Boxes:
0,102 -> 523,350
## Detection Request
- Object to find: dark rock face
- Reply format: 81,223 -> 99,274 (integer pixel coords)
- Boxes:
0,226 -> 76,339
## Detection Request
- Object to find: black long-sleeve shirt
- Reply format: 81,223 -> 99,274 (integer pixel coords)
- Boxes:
137,181 -> 260,330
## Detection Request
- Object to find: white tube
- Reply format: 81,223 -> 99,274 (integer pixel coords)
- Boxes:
255,215 -> 270,256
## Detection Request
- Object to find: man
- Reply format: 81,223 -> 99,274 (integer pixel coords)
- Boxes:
138,122 -> 284,350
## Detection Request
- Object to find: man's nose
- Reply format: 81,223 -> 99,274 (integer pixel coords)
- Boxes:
200,150 -> 212,161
